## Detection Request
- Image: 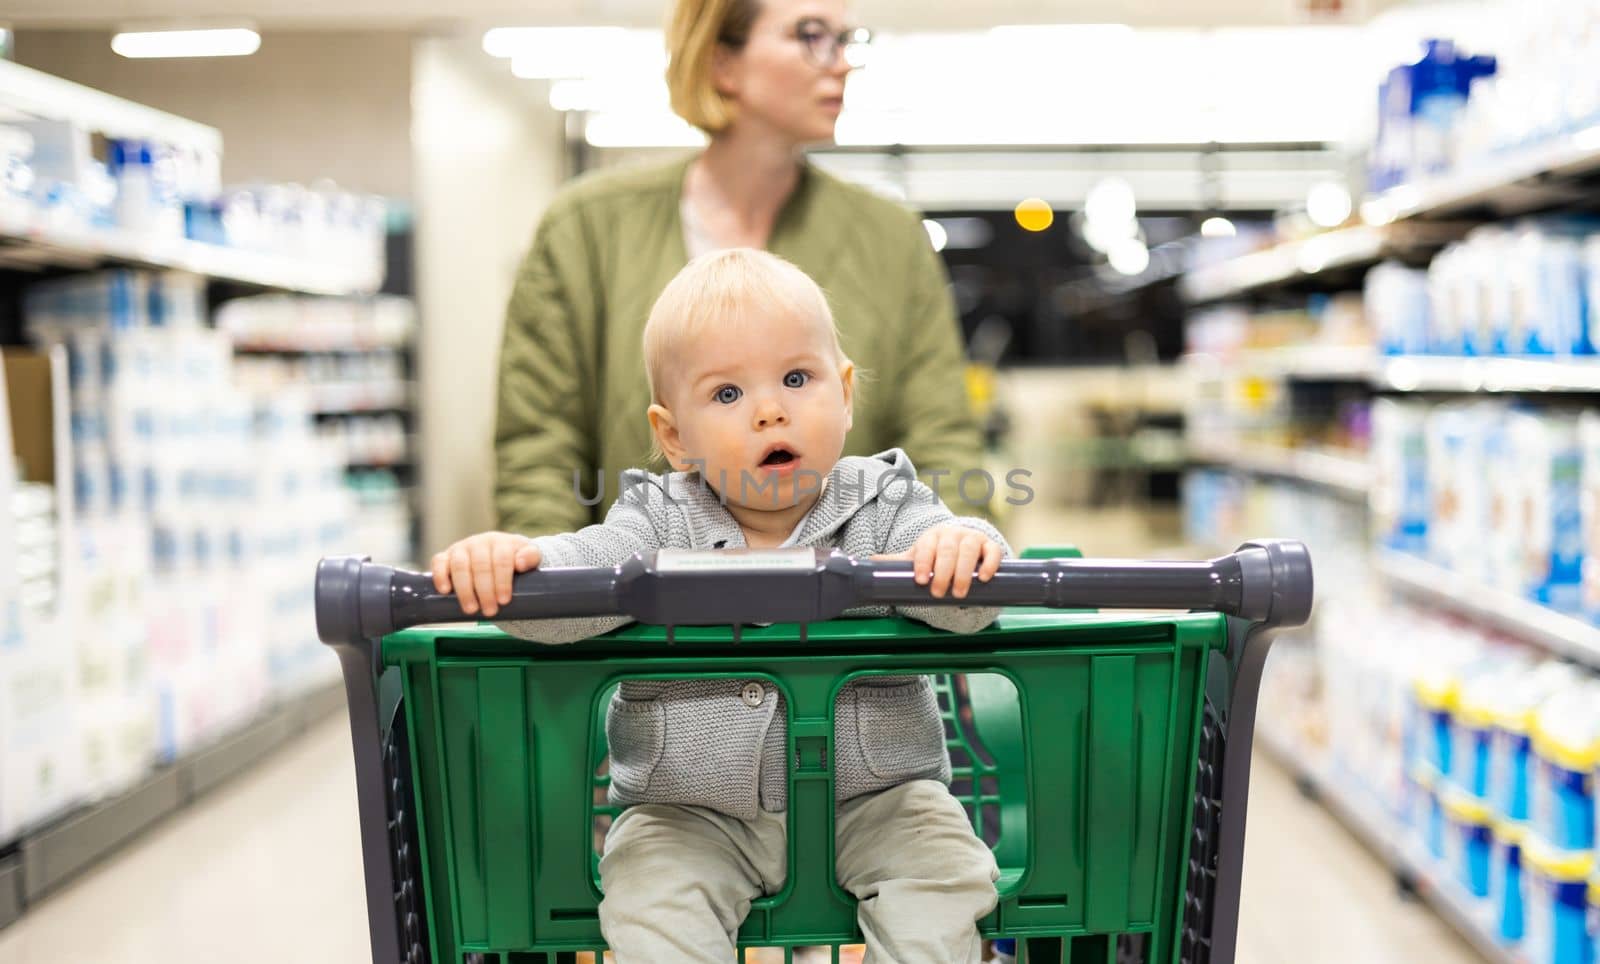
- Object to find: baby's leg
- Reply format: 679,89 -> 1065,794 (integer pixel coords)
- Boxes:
834,779 -> 1000,964
598,803 -> 786,963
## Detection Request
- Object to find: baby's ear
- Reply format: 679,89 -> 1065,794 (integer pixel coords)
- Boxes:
648,403 -> 688,468
839,362 -> 856,428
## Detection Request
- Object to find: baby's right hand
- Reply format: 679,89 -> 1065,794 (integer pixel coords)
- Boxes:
430,532 -> 542,618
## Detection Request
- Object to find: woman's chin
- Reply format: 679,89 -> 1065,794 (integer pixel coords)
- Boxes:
791,119 -> 839,146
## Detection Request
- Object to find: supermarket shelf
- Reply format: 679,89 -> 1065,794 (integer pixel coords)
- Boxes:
0,211 -> 382,297
233,343 -> 410,356
0,60 -> 221,152
1376,551 -> 1600,670
0,681 -> 345,929
0,860 -> 18,929
308,380 -> 413,414
1257,729 -> 1522,964
1188,441 -> 1371,498
1375,356 -> 1600,393
1181,225 -> 1386,303
1180,223 -> 1464,304
1189,351 -> 1600,394
1184,345 -> 1377,382
1369,126 -> 1600,223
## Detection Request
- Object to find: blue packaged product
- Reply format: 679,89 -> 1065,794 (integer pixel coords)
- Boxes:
1531,685 -> 1600,852
1509,413 -> 1585,613
1443,790 -> 1495,898
1518,230 -> 1590,356
1451,681 -> 1495,800
1415,671 -> 1458,779
1589,877 -> 1600,964
1524,839 -> 1595,964
1491,822 -> 1529,944
1374,400 -> 1430,552
1491,664 -> 1583,824
1411,766 -> 1448,860
1409,40 -> 1469,181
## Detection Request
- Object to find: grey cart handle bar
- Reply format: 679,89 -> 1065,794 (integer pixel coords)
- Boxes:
316,540 -> 1312,647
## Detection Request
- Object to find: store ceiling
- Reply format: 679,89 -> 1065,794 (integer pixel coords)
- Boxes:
3,0 -> 1407,31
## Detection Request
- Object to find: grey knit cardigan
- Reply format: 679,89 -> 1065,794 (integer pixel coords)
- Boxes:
499,448 -> 1010,821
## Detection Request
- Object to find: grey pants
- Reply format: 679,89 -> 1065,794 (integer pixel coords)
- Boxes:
597,779 -> 1000,963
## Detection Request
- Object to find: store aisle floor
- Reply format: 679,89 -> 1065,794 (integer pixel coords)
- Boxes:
0,707 -> 1481,964
1235,753 -> 1478,964
0,713 -> 369,964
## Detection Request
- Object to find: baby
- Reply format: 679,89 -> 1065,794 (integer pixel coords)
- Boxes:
432,248 -> 1008,963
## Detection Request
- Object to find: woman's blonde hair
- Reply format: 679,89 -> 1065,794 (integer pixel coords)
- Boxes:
665,0 -> 761,133
643,248 -> 849,406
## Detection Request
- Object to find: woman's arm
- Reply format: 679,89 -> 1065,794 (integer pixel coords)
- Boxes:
495,208 -> 600,537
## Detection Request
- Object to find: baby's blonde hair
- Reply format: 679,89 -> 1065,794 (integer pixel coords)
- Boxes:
643,248 -> 850,406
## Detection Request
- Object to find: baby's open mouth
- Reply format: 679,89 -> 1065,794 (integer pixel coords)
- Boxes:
760,448 -> 797,466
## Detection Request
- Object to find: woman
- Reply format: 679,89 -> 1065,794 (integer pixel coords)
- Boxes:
495,0 -> 988,536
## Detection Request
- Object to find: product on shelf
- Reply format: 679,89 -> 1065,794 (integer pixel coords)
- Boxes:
0,111 -> 386,283
1367,261 -> 1433,356
1522,836 -> 1593,964
1443,789 -> 1495,899
0,612 -> 84,842
1373,397 -> 1594,616
1371,38 -> 1497,192
17,269 -> 380,799
1371,0 -> 1600,194
1487,662 -> 1584,826
1581,411 -> 1600,621
1421,220 -> 1599,359
1490,820 -> 1528,943
215,293 -> 415,351
217,293 -> 418,565
13,481 -> 55,617
1529,681 -> 1600,854
1515,411 -> 1585,612
1183,295 -> 1373,359
1371,398 -> 1430,555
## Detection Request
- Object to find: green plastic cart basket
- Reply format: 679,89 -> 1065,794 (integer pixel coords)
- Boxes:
315,541 -> 1311,964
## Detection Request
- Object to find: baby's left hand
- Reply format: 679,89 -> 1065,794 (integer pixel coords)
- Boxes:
874,524 -> 1004,600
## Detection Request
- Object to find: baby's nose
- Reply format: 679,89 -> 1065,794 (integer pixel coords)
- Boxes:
753,401 -> 789,427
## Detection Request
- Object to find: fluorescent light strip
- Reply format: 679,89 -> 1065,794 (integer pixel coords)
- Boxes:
111,28 -> 260,59
483,26 -> 624,59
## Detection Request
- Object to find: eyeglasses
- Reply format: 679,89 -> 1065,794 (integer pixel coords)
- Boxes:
791,17 -> 872,69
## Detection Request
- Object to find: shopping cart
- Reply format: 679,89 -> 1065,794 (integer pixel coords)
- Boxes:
315,540 -> 1312,964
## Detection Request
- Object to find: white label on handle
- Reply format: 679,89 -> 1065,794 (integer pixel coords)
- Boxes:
655,548 -> 817,573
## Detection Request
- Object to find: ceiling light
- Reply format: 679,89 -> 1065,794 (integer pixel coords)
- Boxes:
1107,238 -> 1150,275
1014,198 -> 1054,232
1306,181 -> 1353,228
111,27 -> 260,59
1084,177 -> 1137,227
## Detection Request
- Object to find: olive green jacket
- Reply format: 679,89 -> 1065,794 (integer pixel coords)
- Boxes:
495,154 -> 986,536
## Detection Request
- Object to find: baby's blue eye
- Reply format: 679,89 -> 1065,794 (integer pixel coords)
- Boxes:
714,385 -> 742,404
784,370 -> 809,388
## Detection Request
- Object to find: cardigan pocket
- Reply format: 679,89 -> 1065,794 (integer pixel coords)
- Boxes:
604,678 -> 777,821
852,675 -> 948,783
605,692 -> 665,798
